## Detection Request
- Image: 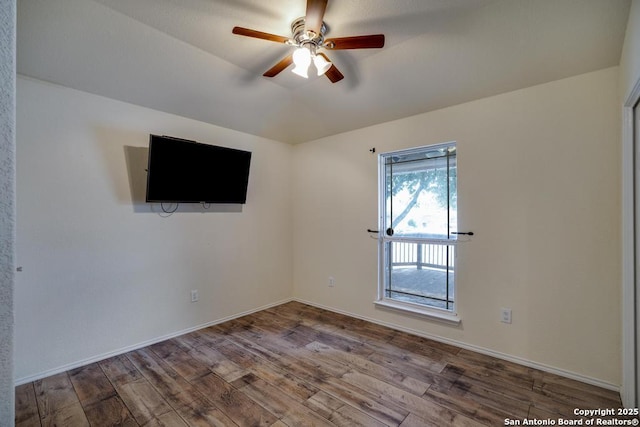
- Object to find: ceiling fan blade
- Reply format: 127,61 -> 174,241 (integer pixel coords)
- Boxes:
263,54 -> 294,77
232,27 -> 290,44
324,34 -> 385,50
318,53 -> 344,83
305,0 -> 328,35
325,64 -> 344,83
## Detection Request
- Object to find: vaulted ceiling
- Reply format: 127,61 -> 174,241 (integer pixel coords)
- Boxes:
17,0 -> 631,144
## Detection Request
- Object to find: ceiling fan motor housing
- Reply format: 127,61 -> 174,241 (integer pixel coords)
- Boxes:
290,17 -> 328,49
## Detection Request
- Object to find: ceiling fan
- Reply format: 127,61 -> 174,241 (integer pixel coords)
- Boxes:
232,0 -> 385,83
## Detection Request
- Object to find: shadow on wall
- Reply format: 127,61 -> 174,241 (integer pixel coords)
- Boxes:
94,126 -> 242,214
123,145 -> 149,212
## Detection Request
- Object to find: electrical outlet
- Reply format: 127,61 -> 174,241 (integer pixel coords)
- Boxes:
191,290 -> 199,303
501,308 -> 512,324
328,276 -> 335,287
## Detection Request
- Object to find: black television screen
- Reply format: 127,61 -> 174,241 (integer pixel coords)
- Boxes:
145,135 -> 252,204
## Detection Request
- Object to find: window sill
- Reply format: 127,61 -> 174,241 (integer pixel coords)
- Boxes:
374,299 -> 461,325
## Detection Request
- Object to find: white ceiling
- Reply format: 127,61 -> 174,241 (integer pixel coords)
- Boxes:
17,0 -> 631,144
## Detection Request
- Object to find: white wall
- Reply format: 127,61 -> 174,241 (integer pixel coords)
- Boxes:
15,77 -> 293,382
292,67 -> 621,387
0,0 -> 15,423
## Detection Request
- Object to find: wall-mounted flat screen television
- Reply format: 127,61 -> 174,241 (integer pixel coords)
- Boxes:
145,135 -> 252,204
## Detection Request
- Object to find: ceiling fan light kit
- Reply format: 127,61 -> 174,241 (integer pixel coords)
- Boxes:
232,0 -> 385,83
292,43 -> 332,78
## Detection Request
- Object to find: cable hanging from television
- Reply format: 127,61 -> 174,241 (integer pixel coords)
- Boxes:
160,202 -> 179,213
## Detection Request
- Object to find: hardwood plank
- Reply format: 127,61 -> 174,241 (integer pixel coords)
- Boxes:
455,348 -> 533,375
82,395 -> 137,427
400,400 -> 485,427
116,379 -> 173,425
187,344 -> 246,382
313,329 -> 375,359
367,349 -> 453,390
15,383 -> 41,427
250,310 -> 301,333
328,404 -> 389,427
530,388 -> 614,418
213,337 -> 268,370
249,362 -> 320,402
305,391 -> 392,426
320,376 -> 408,426
315,315 -> 398,349
68,363 -> 116,406
143,410 -> 190,427
424,383 -> 515,425
15,414 -> 41,427
33,372 -> 81,419
190,372 -> 277,426
236,375 -> 334,426
528,404 -> 568,420
174,397 -> 238,426
263,304 -> 324,328
398,412 -> 483,427
172,330 -> 218,350
40,401 -> 89,427
449,349 -> 535,387
440,360 -> 534,394
196,326 -> 229,346
149,339 -> 190,359
537,372 -> 622,407
398,413 -> 430,427
390,330 -> 462,357
341,368 -> 420,404
305,341 -> 430,396
100,354 -> 145,387
154,346 -> 211,381
305,391 -> 343,419
442,363 -> 565,416
126,348 -> 203,408
450,378 -> 531,419
280,303 -> 359,330
280,324 -> 319,348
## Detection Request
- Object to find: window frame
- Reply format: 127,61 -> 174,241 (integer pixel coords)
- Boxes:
374,142 -> 461,324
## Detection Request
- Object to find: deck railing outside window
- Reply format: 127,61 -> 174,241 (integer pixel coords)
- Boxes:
390,241 -> 455,270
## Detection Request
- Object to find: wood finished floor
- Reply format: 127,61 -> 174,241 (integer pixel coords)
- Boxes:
16,301 -> 626,426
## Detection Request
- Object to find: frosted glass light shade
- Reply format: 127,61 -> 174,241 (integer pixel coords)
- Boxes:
314,54 -> 331,76
292,64 -> 309,78
292,47 -> 311,66
292,47 -> 311,78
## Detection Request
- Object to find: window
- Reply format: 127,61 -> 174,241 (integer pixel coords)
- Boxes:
376,142 -> 458,321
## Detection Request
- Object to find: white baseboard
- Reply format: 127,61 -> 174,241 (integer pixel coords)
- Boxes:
293,298 -> 621,393
14,298 -> 294,386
